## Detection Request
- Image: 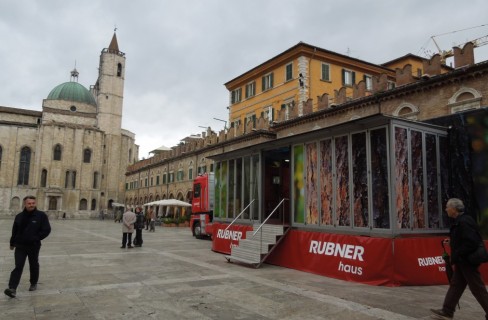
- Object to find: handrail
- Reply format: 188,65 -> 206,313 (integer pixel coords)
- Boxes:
224,199 -> 255,231
252,198 -> 288,237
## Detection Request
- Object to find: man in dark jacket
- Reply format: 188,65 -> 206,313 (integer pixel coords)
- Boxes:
4,196 -> 51,298
133,207 -> 144,247
431,198 -> 488,319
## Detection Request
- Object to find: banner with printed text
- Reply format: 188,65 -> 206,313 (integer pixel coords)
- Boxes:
211,223 -> 253,254
394,237 -> 488,285
266,230 -> 396,286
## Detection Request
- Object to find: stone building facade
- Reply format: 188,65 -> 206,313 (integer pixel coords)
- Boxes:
0,33 -> 138,218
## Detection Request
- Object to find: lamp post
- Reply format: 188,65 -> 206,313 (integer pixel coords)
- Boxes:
213,117 -> 227,130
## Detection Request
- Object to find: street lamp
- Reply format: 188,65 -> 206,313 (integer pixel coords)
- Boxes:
213,117 -> 227,130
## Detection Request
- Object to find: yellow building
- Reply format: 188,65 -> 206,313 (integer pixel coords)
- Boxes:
382,53 -> 452,78
225,42 -> 398,130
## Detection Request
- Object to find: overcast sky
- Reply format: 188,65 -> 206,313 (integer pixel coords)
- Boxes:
1,0 -> 488,159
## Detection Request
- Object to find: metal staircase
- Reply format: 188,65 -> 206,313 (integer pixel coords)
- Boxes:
225,198 -> 289,268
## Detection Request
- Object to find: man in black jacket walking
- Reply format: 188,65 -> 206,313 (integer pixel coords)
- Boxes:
4,196 -> 51,298
431,198 -> 488,319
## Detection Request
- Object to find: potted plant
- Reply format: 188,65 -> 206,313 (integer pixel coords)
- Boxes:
162,217 -> 173,227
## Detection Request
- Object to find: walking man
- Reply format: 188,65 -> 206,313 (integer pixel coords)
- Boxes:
431,198 -> 488,319
4,196 -> 51,298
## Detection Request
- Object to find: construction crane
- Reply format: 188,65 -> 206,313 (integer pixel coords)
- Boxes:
431,33 -> 488,62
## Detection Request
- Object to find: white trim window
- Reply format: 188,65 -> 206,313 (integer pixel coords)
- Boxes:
231,88 -> 242,104
285,63 -> 293,82
263,106 -> 274,123
364,74 -> 373,91
262,72 -> 274,91
342,69 -> 355,86
245,81 -> 255,99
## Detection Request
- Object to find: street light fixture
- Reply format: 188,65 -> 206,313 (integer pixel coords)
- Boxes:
213,117 -> 227,130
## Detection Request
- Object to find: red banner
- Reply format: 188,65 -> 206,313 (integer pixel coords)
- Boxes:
211,227 -> 488,286
266,230 -> 395,286
211,223 -> 253,254
393,237 -> 450,285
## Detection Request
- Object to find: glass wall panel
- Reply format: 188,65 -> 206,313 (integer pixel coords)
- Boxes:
220,161 -> 228,219
305,143 -> 319,225
320,139 -> 333,225
243,157 -> 250,219
236,158 -> 243,217
228,160 -> 235,218
251,154 -> 260,221
426,133 -> 440,228
335,136 -> 350,226
293,145 -> 305,223
439,136 -> 450,228
214,162 -> 221,218
395,127 -> 410,229
370,128 -> 390,228
352,132 -> 368,228
411,130 -> 425,228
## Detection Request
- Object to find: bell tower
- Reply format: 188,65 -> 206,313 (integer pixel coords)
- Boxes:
93,32 -> 127,206
95,32 -> 125,135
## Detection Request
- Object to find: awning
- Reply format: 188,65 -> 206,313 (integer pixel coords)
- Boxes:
111,202 -> 125,207
143,199 -> 191,207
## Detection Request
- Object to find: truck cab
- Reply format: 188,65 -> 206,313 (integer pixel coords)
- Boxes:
190,172 -> 215,238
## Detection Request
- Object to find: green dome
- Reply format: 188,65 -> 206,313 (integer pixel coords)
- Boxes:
47,82 -> 97,106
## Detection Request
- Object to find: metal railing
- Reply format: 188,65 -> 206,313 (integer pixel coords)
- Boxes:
224,199 -> 255,231
252,198 -> 288,238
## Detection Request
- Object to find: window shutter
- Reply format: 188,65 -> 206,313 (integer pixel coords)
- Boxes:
352,72 -> 356,84
270,73 -> 274,88
271,108 -> 274,121
342,69 -> 345,85
262,76 -> 265,91
322,64 -> 330,81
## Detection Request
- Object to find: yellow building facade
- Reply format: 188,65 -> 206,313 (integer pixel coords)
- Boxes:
225,42 -> 397,130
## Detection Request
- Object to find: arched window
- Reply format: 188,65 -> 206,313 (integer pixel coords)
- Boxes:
93,171 -> 99,189
48,197 -> 57,210
91,199 -> 97,210
18,146 -> 31,185
83,149 -> 92,163
53,144 -> 62,161
41,169 -> 47,187
79,199 -> 88,210
117,63 -> 122,77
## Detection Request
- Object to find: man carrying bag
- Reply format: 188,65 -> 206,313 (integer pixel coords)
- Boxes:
431,198 -> 488,319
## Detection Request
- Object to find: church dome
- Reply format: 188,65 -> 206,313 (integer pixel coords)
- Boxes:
47,81 -> 97,106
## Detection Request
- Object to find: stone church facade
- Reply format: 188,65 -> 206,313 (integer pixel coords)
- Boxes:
0,33 -> 138,218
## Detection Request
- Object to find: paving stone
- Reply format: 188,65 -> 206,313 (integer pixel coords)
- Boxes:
0,219 -> 485,319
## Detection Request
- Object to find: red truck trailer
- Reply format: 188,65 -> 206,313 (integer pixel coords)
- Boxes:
190,173 -> 215,238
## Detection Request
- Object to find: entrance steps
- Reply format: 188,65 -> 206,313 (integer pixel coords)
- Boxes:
225,223 -> 289,268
